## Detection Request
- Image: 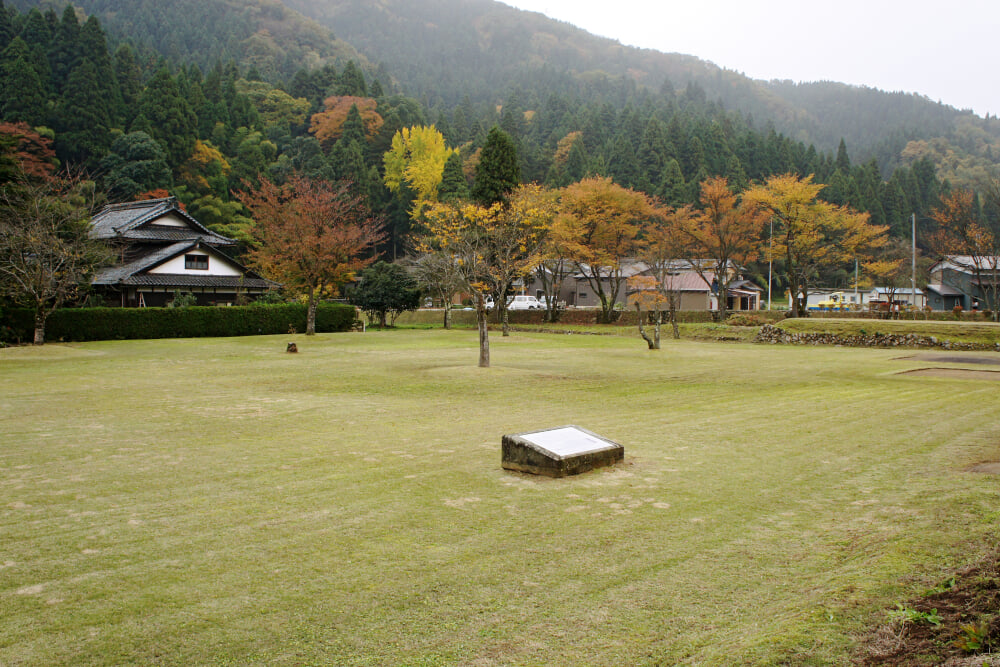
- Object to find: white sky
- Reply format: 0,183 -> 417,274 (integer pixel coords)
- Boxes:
501,0 -> 997,117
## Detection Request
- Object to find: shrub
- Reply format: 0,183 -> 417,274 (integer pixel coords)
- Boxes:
953,304 -> 964,319
0,303 -> 356,342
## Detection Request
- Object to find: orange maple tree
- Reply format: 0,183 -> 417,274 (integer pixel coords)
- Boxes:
236,175 -> 385,334
308,96 -> 383,147
681,176 -> 768,321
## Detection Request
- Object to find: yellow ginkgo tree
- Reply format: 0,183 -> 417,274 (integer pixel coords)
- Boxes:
383,125 -> 455,217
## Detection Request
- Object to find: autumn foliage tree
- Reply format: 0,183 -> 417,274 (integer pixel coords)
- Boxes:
422,184 -> 552,366
309,96 -> 383,148
236,175 -> 384,335
927,188 -> 999,318
641,204 -> 697,341
560,176 -> 652,323
746,174 -> 887,317
382,125 -> 456,215
682,176 -> 768,321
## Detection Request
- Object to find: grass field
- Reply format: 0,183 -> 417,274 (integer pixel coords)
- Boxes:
2,329 -> 1000,665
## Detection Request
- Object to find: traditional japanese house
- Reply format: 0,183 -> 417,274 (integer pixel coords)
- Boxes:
89,197 -> 275,307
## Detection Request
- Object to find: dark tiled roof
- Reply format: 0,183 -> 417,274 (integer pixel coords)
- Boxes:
925,283 -> 965,297
119,274 -> 276,289
93,241 -> 274,290
89,197 -> 234,246
93,241 -> 197,284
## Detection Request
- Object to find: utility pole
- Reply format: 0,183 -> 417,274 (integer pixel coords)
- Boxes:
911,213 -> 917,317
767,217 -> 773,310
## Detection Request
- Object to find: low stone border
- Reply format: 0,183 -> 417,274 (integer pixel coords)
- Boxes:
755,323 -> 1000,352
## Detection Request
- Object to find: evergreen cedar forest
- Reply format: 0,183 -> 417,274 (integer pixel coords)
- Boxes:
2,0 -> 1000,298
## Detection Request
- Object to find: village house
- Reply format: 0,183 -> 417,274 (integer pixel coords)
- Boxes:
925,255 -> 1000,311
524,259 -> 761,312
89,197 -> 275,307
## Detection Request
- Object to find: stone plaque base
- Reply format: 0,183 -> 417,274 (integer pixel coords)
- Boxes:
502,425 -> 624,477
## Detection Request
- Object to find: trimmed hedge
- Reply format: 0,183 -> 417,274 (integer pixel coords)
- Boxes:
1,303 -> 357,343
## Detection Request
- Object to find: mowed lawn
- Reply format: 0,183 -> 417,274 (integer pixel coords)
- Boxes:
2,330 -> 999,666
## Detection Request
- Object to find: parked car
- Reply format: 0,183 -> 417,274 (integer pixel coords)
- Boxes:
507,295 -> 543,310
535,296 -> 564,309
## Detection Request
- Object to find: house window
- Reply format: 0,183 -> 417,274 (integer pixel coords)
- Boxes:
579,292 -> 588,299
185,254 -> 208,270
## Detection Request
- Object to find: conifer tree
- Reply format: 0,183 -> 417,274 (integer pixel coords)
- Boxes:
137,67 -> 198,169
472,126 -> 520,206
56,59 -> 112,167
438,151 -> 469,202
0,39 -> 46,125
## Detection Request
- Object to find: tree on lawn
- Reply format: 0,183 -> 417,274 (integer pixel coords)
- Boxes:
236,175 -> 384,335
560,176 -> 652,323
682,176 -> 768,322
927,188 -> 999,320
746,174 -> 887,318
406,250 -> 465,329
644,204 -> 697,340
422,185 -> 550,366
0,175 -> 109,344
534,207 -> 580,323
349,260 -> 421,328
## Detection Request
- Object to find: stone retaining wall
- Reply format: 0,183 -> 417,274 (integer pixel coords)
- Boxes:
754,323 -> 1000,352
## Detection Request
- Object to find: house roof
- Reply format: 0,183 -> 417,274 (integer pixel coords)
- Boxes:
93,240 -> 273,289
89,197 -> 234,246
930,255 -> 1000,274
924,283 -> 965,297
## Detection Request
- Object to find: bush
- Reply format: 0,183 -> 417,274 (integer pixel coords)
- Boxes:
0,303 -> 356,342
953,304 -> 964,319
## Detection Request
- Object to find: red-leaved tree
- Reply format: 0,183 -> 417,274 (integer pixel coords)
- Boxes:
236,175 -> 385,334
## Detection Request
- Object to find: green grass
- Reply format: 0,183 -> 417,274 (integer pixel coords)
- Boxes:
2,330 -> 1000,665
775,316 -> 1000,345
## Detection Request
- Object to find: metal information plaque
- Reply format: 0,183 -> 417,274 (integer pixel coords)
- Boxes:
502,425 -> 624,477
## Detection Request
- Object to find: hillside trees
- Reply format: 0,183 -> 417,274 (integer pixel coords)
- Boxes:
383,125 -> 455,214
472,126 -> 520,206
236,175 -> 384,335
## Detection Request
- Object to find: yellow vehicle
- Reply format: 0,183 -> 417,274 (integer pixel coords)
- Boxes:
811,291 -> 854,311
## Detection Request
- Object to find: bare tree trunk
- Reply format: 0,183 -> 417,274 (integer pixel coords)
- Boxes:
717,286 -> 728,323
652,310 -> 661,349
33,308 -> 46,345
443,304 -> 451,329
636,304 -> 657,350
306,287 -> 317,335
501,302 -> 510,337
476,294 -> 490,368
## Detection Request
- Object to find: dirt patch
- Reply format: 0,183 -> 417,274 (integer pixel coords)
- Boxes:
897,354 -> 1000,366
900,368 -> 1000,381
966,462 -> 1000,474
856,550 -> 1000,665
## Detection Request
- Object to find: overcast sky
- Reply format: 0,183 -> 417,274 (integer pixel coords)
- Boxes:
500,0 -> 996,117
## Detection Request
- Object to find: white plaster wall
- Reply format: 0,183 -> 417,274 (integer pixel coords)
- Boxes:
152,212 -> 189,227
149,252 -> 243,276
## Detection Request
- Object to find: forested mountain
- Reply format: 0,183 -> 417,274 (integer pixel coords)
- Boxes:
0,0 -> 995,281
281,0 -> 1000,166
7,0 -> 366,79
